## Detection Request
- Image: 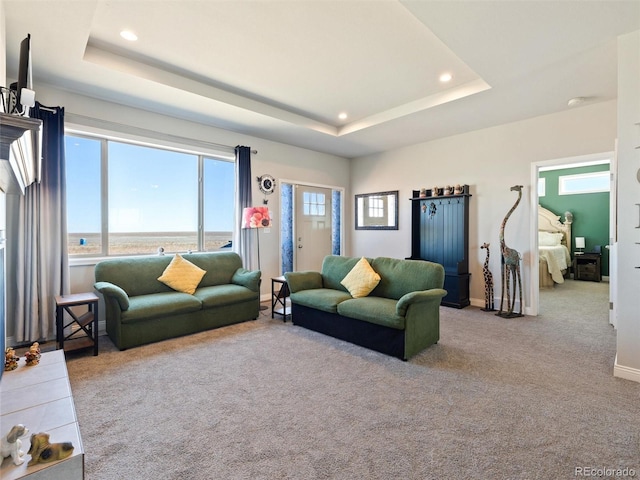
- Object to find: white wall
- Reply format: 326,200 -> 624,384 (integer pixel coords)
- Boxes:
33,85 -> 350,304
1,0 -> 5,86
350,100 -> 617,313
615,30 -> 640,381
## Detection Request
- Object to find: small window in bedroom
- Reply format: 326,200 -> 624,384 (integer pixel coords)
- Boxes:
559,171 -> 610,195
538,178 -> 546,197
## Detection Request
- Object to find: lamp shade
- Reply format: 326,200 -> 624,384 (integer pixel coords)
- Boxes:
242,206 -> 272,229
575,237 -> 585,249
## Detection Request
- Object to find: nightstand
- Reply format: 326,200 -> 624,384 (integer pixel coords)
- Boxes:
573,253 -> 601,282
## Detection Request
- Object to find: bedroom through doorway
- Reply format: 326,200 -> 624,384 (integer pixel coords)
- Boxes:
532,152 -> 615,322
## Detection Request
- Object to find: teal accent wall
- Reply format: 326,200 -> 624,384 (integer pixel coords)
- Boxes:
539,164 -> 609,276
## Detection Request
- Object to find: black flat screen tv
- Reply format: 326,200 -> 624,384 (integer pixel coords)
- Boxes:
10,33 -> 31,114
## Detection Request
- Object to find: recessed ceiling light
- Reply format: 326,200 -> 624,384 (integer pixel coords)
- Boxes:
439,73 -> 453,83
120,30 -> 138,42
338,112 -> 348,120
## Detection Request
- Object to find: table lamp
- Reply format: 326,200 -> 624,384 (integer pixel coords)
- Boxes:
575,236 -> 585,255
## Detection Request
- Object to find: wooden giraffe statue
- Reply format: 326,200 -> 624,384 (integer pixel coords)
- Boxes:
498,185 -> 524,317
480,242 -> 495,311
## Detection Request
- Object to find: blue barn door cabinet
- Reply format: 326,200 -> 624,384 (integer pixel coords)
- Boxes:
409,186 -> 471,308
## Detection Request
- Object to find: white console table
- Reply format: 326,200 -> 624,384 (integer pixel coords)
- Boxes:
0,350 -> 84,479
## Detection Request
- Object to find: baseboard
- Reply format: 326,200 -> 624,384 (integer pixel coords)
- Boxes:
613,355 -> 640,384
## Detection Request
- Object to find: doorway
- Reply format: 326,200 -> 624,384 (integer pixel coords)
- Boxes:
530,151 -> 615,318
280,181 -> 343,274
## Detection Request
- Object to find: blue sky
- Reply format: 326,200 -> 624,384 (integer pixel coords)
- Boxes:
65,136 -> 235,233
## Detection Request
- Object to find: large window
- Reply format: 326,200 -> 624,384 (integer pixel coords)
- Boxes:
65,133 -> 235,257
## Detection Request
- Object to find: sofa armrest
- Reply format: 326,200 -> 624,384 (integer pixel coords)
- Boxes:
396,289 -> 447,316
284,271 -> 323,293
232,268 -> 261,292
94,281 -> 130,310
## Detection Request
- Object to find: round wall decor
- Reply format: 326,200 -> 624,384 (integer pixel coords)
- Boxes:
258,174 -> 276,195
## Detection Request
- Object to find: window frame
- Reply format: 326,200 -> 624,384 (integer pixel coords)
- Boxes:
558,171 -> 610,196
65,127 -> 236,260
538,177 -> 546,197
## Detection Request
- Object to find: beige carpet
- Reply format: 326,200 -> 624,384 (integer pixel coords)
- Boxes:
66,280 -> 640,479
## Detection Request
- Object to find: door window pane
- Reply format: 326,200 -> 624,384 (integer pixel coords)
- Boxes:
303,191 -> 326,216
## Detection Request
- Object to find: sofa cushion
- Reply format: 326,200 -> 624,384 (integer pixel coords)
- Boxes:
289,288 -> 352,314
340,257 -> 381,298
320,255 -> 366,292
121,292 -> 203,324
371,257 -> 445,300
184,252 -> 243,287
95,256 -> 175,297
158,254 -> 207,294
194,284 -> 258,308
336,297 -> 405,330
285,271 -> 323,293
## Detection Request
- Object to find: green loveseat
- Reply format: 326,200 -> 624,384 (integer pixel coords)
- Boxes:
285,255 -> 447,360
94,252 -> 260,350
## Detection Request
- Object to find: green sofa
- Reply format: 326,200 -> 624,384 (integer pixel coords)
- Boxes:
94,252 -> 260,350
285,255 -> 447,360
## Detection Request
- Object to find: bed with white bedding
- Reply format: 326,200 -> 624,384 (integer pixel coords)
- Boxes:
538,205 -> 572,287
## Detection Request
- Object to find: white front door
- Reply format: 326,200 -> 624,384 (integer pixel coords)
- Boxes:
295,185 -> 333,271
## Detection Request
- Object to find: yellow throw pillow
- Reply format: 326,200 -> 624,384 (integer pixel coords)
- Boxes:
340,257 -> 381,298
157,254 -> 206,295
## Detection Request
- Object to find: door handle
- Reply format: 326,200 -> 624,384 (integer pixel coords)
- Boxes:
298,245 -> 303,249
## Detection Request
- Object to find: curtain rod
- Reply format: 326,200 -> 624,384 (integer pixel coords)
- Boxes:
64,113 -> 257,155
38,105 -> 58,113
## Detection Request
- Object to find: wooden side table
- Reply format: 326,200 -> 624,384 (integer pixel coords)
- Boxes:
271,276 -> 291,321
55,292 -> 99,356
573,253 -> 602,282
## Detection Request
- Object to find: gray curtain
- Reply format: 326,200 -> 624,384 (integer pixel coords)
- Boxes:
233,146 -> 254,269
7,103 -> 69,343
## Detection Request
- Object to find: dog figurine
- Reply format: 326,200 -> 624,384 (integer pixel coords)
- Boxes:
25,342 -> 41,366
27,432 -> 74,466
4,347 -> 19,371
1,424 -> 29,466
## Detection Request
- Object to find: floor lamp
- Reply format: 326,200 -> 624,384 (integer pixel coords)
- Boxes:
242,206 -> 272,310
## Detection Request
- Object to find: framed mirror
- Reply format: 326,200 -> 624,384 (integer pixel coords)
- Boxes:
355,190 -> 398,230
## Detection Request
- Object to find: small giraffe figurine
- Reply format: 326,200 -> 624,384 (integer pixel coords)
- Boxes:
480,243 -> 495,311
